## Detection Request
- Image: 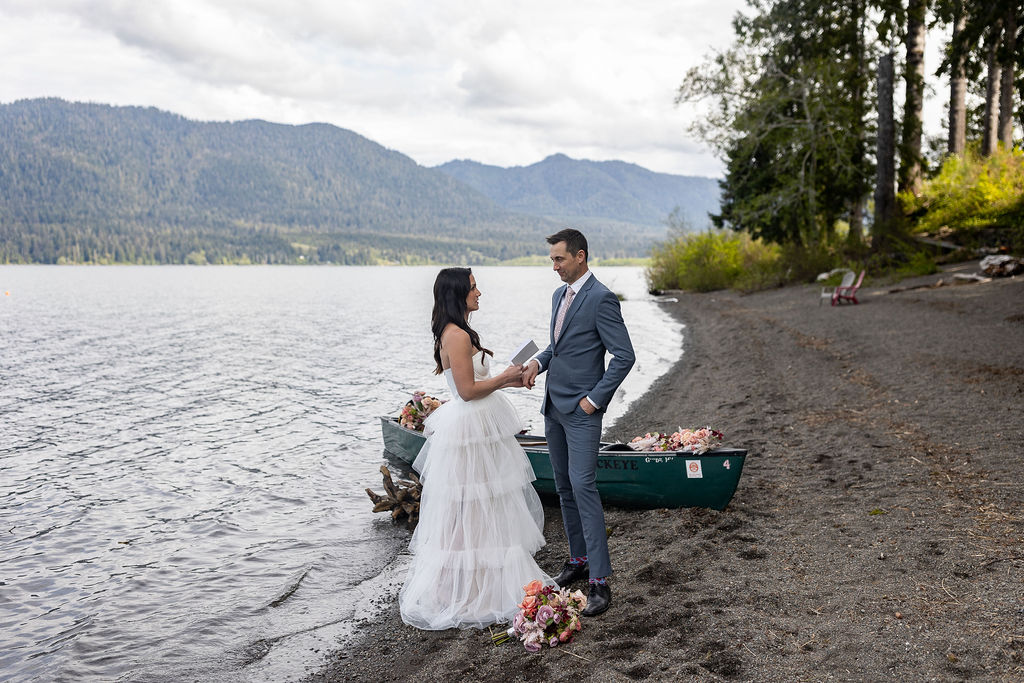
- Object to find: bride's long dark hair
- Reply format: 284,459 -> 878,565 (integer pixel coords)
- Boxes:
431,267 -> 492,374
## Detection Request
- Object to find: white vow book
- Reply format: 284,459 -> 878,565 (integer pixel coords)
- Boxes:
507,339 -> 539,365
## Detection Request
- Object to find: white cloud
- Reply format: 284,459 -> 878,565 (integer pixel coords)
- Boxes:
0,0 -> 768,176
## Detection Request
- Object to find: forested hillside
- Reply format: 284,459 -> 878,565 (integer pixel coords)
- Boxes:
435,154 -> 720,232
0,99 -> 718,264
0,99 -> 559,264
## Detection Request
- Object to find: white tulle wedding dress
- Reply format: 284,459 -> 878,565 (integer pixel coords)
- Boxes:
399,351 -> 552,630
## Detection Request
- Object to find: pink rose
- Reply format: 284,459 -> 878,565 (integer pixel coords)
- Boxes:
522,579 -> 544,597
549,636 -> 559,648
536,604 -> 555,624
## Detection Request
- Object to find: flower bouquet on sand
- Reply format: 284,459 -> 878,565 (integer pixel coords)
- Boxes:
398,392 -> 445,431
491,580 -> 586,651
628,426 -> 724,454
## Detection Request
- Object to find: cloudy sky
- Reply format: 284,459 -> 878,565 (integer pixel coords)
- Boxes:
1,1 -> 948,178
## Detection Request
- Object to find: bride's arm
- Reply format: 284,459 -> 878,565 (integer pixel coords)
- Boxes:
444,327 -> 523,401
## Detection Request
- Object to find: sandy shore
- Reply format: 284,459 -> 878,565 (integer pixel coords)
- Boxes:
310,260 -> 1023,682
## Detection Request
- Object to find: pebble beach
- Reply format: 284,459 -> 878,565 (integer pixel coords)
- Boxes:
311,259 -> 1023,682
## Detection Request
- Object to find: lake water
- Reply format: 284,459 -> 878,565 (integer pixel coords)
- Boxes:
0,265 -> 682,682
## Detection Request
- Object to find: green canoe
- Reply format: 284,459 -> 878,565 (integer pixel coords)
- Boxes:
379,416 -> 746,510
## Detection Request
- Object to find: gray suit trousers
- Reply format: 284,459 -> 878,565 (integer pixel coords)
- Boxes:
544,402 -> 610,579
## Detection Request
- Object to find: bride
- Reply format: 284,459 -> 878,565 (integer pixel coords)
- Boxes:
399,267 -> 552,630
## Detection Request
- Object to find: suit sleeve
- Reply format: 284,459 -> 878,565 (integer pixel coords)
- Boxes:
534,345 -> 552,373
588,289 -> 635,408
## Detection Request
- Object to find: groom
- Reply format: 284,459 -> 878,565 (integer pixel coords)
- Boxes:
523,228 -> 635,617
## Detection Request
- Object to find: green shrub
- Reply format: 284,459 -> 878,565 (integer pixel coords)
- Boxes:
869,243 -> 939,280
905,147 -> 1024,252
901,250 -> 939,277
646,229 -> 781,292
776,242 -> 846,283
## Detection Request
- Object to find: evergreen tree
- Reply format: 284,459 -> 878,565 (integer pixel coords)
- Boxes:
678,0 -> 874,247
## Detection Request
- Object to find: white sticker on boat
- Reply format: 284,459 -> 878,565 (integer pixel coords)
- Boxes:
685,460 -> 703,478
723,460 -> 731,470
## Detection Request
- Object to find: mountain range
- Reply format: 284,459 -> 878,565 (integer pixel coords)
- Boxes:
435,155 -> 718,232
0,98 -> 720,265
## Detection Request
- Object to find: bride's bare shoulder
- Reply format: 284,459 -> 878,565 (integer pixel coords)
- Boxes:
440,324 -> 470,347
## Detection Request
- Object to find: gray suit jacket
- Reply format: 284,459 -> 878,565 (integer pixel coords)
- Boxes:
535,274 -> 635,415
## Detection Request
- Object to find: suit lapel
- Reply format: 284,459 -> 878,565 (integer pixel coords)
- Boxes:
554,276 -> 593,347
550,285 -> 566,342
562,278 -> 590,333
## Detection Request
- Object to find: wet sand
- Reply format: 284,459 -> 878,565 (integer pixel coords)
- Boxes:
311,260 -> 1023,682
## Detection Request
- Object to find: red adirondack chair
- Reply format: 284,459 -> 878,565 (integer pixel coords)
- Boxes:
820,270 -> 855,306
832,270 -> 864,305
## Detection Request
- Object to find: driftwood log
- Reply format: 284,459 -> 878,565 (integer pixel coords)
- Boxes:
366,465 -> 422,530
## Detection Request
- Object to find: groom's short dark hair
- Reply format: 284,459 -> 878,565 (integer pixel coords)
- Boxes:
547,228 -> 588,261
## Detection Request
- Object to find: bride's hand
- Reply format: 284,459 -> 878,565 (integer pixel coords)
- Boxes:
498,363 -> 524,388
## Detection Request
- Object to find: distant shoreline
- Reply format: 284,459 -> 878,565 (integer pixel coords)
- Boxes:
0,258 -> 652,267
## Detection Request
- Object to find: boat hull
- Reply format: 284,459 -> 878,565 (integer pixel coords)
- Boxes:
379,416 -> 745,511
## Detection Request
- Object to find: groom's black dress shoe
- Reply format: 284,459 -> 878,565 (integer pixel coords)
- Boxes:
581,583 -> 611,617
553,561 -> 589,587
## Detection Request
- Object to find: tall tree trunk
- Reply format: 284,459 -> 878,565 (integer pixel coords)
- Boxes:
982,20 -> 1003,156
847,0 -> 866,246
849,200 -> 865,246
997,9 -> 1017,148
1019,78 -> 1024,135
948,2 -> 968,156
875,49 -> 897,245
899,0 -> 927,196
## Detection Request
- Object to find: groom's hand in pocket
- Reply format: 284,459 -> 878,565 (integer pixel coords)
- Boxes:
579,397 -> 597,415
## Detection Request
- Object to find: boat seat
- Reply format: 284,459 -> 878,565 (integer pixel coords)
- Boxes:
600,443 -> 635,452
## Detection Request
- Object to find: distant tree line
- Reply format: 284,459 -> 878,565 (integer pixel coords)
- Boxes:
0,219 -> 546,265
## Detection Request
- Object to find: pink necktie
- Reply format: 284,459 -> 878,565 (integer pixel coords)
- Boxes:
553,287 -> 575,341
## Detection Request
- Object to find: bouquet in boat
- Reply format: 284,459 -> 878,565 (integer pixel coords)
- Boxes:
398,392 -> 445,431
494,580 -> 586,651
628,426 -> 724,454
